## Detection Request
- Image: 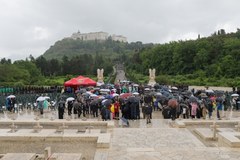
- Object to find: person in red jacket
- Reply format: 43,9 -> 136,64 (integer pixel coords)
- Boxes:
114,100 -> 120,120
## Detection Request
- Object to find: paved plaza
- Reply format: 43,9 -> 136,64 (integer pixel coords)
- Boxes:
0,110 -> 240,159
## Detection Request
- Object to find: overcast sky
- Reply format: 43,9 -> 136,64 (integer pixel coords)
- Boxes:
0,0 -> 240,61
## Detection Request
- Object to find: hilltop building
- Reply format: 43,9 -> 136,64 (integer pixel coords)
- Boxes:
70,31 -> 127,42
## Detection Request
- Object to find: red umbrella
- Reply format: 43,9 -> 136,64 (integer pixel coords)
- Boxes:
168,99 -> 178,108
120,93 -> 132,99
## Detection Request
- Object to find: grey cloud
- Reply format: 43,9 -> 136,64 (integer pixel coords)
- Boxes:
0,0 -> 240,60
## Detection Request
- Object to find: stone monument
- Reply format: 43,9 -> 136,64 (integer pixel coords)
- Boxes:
97,68 -> 104,85
148,68 -> 156,86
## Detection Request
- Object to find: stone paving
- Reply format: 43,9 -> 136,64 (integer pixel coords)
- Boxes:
1,110 -> 240,160
106,121 -> 240,160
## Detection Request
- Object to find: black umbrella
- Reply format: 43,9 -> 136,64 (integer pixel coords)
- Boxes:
128,96 -> 140,103
154,83 -> 160,90
189,96 -> 198,103
79,89 -> 87,94
216,97 -> 224,103
102,99 -> 112,107
182,91 -> 192,96
91,99 -> 99,105
157,95 -> 168,105
161,91 -> 170,98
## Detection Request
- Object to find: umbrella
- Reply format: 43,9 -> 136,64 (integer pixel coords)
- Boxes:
44,96 -> 50,100
59,94 -> 68,100
200,93 -> 208,98
105,95 -> 113,99
157,95 -> 168,104
79,89 -> 87,94
168,99 -> 178,108
154,83 -> 160,89
182,91 -> 192,96
90,94 -> 98,98
82,93 -> 90,96
161,91 -> 170,97
127,96 -> 139,103
231,93 -> 239,97
189,96 -> 198,103
91,99 -> 99,105
102,99 -> 112,107
36,96 -> 46,101
7,95 -> 16,99
206,89 -> 214,93
144,88 -> 150,91
112,93 -> 119,97
120,93 -> 132,99
216,97 -> 223,103
66,97 -> 75,102
132,92 -> 139,95
171,86 -> 178,90
100,89 -> 111,92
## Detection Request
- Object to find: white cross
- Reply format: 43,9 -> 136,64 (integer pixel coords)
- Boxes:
210,122 -> 219,140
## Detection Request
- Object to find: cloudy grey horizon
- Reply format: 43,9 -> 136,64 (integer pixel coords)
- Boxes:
0,0 -> 240,61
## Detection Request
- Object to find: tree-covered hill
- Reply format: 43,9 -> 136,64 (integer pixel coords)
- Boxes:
43,38 -> 150,60
125,29 -> 240,86
1,29 -> 240,87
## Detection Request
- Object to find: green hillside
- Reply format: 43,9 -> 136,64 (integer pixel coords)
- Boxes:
125,29 -> 240,86
43,38 -> 149,60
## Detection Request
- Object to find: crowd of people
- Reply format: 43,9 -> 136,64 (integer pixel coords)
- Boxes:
54,83 -> 240,125
1,83 -> 240,125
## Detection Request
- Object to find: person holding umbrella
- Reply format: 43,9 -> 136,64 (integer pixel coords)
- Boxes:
216,96 -> 223,120
168,98 -> 179,120
58,98 -> 65,119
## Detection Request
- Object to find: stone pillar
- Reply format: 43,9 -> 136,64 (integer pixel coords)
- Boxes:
148,68 -> 156,86
97,68 -> 104,86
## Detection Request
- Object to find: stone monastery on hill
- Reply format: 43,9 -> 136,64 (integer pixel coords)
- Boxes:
69,31 -> 127,42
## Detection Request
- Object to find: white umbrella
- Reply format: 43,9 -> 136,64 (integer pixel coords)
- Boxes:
90,94 -> 98,97
100,89 -> 110,92
66,97 -> 75,101
231,93 -> 239,97
132,92 -> 139,95
112,93 -> 119,97
206,89 -> 214,93
36,96 -> 46,101
44,96 -> 50,100
171,86 -> 178,90
7,95 -> 16,99
156,92 -> 162,96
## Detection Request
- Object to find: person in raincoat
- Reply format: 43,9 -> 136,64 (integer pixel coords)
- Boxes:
43,99 -> 50,112
168,99 -> 178,120
144,103 -> 152,124
190,102 -> 198,119
58,98 -> 65,119
216,96 -> 223,120
114,100 -> 120,120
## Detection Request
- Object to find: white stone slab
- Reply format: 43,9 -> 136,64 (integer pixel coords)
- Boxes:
127,148 -> 155,152
50,153 -> 82,160
1,153 -> 36,160
85,129 -> 101,134
94,150 -> 108,160
217,128 -> 235,132
218,132 -> 240,147
97,133 -> 111,148
194,128 -> 214,140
